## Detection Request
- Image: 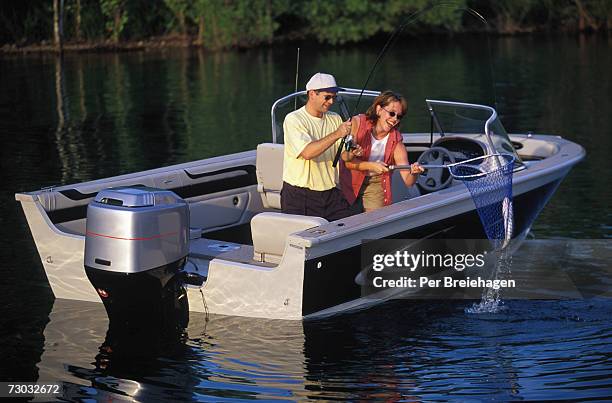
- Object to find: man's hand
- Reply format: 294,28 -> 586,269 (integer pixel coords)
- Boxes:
335,119 -> 352,139
298,119 -> 354,160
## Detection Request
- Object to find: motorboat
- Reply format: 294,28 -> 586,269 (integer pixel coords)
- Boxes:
15,89 -> 585,322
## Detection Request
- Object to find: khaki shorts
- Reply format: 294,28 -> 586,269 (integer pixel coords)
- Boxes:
359,175 -> 384,211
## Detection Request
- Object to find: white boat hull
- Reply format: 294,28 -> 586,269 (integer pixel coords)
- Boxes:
16,131 -> 584,320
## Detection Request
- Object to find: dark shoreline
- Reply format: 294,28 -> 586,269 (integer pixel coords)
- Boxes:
2,30 -> 610,55
1,35 -> 196,54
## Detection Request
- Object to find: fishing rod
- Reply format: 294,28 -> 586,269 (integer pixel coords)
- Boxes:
330,95 -> 355,164
294,47 -> 300,110
331,4 -> 435,167
332,1 -> 491,167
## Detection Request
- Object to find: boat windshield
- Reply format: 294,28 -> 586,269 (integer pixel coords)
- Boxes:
426,99 -> 523,166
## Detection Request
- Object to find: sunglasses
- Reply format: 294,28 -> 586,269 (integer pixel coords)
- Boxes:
316,91 -> 337,101
382,107 -> 403,120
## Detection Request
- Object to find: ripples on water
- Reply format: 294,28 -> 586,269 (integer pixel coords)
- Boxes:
7,240 -> 607,401
23,295 -> 610,401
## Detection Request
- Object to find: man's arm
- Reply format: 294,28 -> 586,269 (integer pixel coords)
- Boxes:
299,120 -> 352,160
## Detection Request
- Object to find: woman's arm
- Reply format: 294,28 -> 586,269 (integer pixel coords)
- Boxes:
393,143 -> 423,186
345,159 -> 389,174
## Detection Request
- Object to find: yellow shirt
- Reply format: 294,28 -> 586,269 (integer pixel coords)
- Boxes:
282,106 -> 343,191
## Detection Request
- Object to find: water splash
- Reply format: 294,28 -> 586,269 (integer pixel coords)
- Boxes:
466,248 -> 514,314
465,297 -> 505,314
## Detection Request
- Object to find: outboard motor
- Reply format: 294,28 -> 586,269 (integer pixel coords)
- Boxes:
84,187 -> 190,337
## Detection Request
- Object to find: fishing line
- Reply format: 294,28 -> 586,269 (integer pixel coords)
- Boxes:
332,5 -> 433,167
333,1 -> 495,166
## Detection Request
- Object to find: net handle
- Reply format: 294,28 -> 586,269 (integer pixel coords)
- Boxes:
389,153 -> 514,173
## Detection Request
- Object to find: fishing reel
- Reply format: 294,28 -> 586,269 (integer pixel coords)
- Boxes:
343,135 -> 355,151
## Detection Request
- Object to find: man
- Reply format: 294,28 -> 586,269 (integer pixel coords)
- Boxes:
281,72 -> 355,221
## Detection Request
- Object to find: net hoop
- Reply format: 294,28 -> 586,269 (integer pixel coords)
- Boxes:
448,153 -> 515,180
448,153 -> 515,244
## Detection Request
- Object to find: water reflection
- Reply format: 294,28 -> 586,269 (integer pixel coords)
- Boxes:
35,283 -> 612,401
37,299 -> 308,401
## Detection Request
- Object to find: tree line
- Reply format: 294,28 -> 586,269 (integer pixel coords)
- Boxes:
1,0 -> 610,51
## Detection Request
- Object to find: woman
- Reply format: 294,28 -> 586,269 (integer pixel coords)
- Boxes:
340,91 -> 424,212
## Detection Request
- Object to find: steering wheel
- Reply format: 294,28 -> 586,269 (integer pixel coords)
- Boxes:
417,147 -> 456,192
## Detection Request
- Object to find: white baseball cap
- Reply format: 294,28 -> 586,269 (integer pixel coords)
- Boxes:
305,72 -> 343,92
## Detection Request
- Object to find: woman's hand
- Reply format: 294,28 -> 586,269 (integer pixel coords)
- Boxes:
342,144 -> 363,162
410,162 -> 424,175
349,144 -> 363,158
367,161 -> 389,174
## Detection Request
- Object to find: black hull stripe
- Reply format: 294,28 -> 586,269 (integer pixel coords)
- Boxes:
184,165 -> 256,180
301,178 -> 563,316
48,166 -> 257,224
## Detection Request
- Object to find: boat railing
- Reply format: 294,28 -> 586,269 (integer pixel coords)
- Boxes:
426,99 -> 498,153
426,99 -> 524,169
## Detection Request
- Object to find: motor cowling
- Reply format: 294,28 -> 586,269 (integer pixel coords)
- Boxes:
84,186 -> 190,336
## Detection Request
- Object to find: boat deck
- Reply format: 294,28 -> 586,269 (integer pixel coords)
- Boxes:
189,237 -> 275,268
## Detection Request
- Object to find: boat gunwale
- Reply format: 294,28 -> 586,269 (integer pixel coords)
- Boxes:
291,134 -> 585,247
14,131 -> 584,255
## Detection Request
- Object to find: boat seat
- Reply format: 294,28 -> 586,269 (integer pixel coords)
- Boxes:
256,143 -> 284,209
251,212 -> 328,264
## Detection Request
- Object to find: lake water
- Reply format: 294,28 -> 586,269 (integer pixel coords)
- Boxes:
1,35 -> 611,401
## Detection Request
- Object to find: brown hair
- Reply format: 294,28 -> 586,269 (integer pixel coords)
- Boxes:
365,90 -> 408,124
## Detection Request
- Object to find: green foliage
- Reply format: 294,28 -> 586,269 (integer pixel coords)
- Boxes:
63,0 -> 105,40
0,0 -> 610,48
296,0 -> 383,44
125,0 -> 173,39
100,0 -> 128,42
486,0 -> 540,32
164,0 -> 191,33
194,0 -> 290,49
0,0 -> 52,43
165,0 -> 190,16
425,2 -> 466,30
296,0 -> 466,45
469,0 -> 612,32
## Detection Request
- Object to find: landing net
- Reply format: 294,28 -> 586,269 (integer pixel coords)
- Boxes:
448,154 -> 515,246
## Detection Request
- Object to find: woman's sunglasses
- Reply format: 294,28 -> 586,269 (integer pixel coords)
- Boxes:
382,107 -> 403,120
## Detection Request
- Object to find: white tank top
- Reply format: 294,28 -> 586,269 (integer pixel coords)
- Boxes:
368,133 -> 389,175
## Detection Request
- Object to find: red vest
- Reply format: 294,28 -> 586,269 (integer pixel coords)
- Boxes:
340,114 -> 403,206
